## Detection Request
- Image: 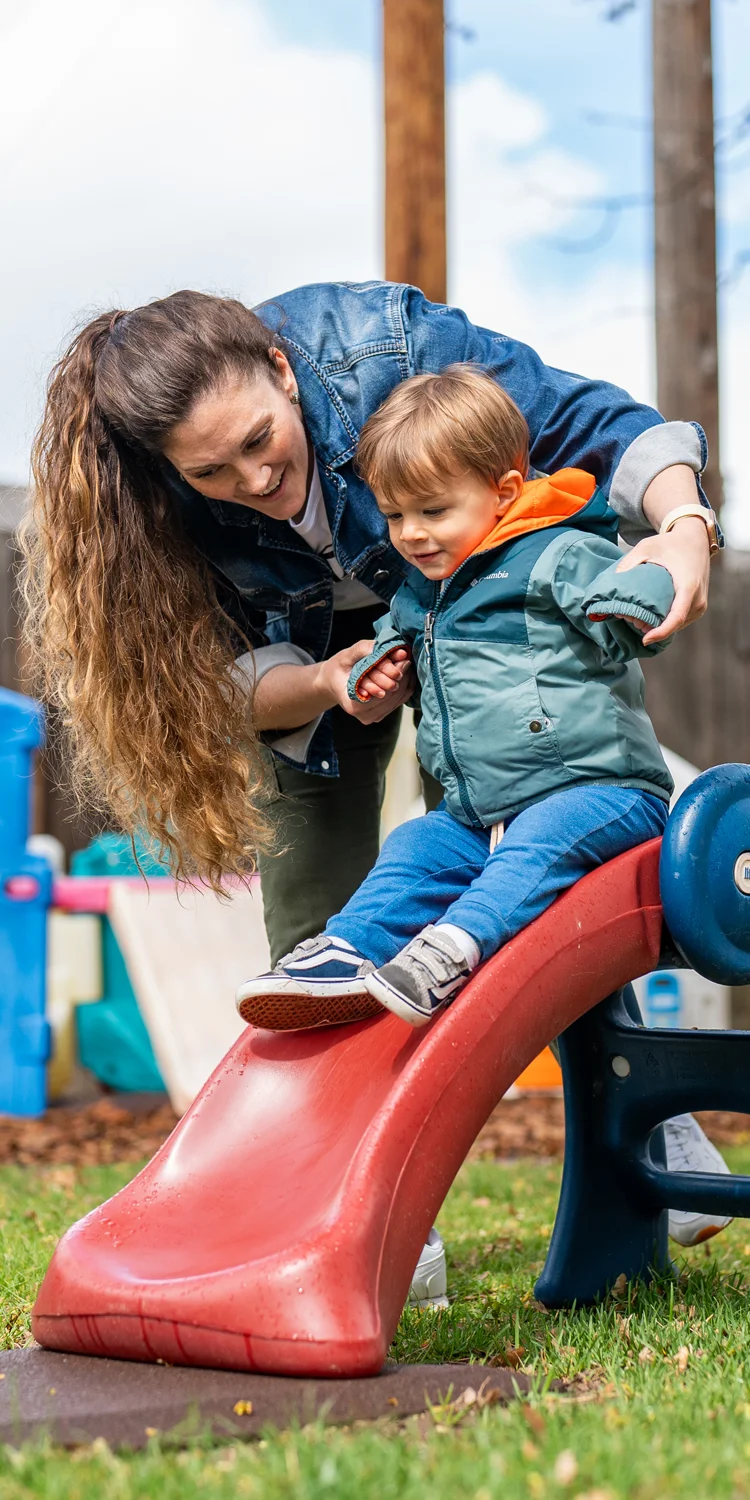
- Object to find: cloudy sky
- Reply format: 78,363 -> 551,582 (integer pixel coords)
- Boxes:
2,0 -> 749,539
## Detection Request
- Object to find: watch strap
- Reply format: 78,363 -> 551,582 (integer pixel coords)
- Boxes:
659,504 -> 719,555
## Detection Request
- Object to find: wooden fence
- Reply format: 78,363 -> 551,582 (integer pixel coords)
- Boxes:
0,509 -> 106,856
643,553 -> 750,770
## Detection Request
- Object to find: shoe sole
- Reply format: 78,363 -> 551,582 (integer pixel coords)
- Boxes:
364,971 -> 436,1028
237,985 -> 384,1031
669,1216 -> 733,1248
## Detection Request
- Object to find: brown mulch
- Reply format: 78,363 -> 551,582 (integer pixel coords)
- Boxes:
1,1095 -> 749,1170
471,1094 -> 566,1160
470,1096 -> 750,1160
0,1098 -> 179,1167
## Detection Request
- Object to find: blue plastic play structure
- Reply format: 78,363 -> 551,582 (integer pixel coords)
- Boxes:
536,764 -> 750,1305
0,692 -> 164,1116
0,688 -> 52,1116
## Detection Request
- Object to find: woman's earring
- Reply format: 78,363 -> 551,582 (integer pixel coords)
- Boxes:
290,391 -> 301,406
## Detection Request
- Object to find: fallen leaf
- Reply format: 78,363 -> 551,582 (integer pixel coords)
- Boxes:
233,1400 -> 254,1416
472,1197 -> 491,1207
490,1344 -> 525,1369
521,1439 -> 539,1461
553,1448 -> 578,1484
611,1274 -> 627,1296
387,1397 -> 398,1407
638,1346 -> 654,1365
521,1403 -> 546,1435
676,1346 -> 689,1374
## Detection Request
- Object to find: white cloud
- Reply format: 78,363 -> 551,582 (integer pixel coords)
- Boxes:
0,0 -> 379,475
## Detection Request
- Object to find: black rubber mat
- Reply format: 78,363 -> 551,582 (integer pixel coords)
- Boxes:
0,1347 -> 534,1449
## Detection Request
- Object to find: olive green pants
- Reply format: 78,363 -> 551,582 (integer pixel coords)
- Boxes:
258,706 -> 442,966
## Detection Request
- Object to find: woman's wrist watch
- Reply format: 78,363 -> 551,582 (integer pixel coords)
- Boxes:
659,503 -> 720,557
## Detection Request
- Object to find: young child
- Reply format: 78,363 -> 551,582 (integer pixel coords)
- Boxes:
237,364 -> 675,1031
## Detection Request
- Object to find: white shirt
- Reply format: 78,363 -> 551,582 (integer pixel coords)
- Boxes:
289,463 -> 380,611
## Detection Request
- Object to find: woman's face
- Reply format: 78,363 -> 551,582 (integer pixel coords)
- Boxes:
163,350 -> 312,520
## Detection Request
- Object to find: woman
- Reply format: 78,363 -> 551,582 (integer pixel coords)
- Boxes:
24,282 -> 726,1288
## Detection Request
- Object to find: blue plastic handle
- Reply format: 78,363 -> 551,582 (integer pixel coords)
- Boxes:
660,763 -> 750,985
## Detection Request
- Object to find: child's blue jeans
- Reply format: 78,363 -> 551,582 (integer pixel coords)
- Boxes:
326,784 -> 668,965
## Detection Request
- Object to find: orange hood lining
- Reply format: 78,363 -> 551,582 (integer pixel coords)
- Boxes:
472,468 -> 597,556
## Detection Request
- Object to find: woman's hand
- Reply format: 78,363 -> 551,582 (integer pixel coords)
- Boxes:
316,642 -> 414,724
615,518 -> 710,645
615,463 -> 712,645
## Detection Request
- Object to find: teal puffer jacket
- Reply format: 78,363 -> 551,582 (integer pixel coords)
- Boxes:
348,477 -> 675,829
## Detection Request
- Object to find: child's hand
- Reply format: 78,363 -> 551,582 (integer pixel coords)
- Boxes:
357,647 -> 411,700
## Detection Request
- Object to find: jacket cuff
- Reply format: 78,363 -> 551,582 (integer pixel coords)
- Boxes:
347,641 -> 403,702
234,644 -> 323,766
609,421 -> 706,543
585,600 -> 663,628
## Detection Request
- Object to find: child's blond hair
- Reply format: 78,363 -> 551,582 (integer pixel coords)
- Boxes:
356,364 -> 529,503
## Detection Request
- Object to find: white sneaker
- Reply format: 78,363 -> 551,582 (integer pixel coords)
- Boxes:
664,1114 -> 733,1247
408,1227 -> 449,1308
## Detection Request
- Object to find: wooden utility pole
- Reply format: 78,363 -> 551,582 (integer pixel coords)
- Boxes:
383,0 -> 446,304
653,0 -> 721,511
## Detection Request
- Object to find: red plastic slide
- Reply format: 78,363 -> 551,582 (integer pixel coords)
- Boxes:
33,841 -> 663,1377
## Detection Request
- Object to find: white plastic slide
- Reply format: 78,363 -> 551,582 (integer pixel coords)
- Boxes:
108,879 -> 269,1113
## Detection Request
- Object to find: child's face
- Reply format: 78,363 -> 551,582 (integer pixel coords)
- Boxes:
377,468 -> 524,579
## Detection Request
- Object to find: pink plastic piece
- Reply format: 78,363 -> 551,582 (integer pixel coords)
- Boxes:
33,841 -> 663,1376
52,875 -> 171,914
52,873 -> 255,913
5,875 -> 42,901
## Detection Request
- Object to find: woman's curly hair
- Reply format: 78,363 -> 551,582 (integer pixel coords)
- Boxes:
20,291 -> 283,888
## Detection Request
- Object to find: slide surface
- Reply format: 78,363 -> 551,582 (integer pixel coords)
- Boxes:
33,841 -> 663,1377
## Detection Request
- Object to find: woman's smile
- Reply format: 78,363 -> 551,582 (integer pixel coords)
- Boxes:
258,470 -> 284,499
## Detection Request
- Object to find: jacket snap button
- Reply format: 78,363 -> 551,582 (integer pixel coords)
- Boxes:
321,760 -> 330,770
529,720 -> 543,733
374,569 -> 388,580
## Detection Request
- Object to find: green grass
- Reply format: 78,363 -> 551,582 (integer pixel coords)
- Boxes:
4,1151 -> 750,1496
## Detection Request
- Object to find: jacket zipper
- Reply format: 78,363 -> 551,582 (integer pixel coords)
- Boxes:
422,581 -> 481,827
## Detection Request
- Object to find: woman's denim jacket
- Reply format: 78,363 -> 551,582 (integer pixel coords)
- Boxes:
166,280 -> 708,778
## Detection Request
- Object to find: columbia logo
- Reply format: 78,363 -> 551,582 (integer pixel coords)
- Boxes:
485,570 -> 509,580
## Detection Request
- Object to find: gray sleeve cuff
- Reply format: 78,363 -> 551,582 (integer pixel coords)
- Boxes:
234,644 -> 323,765
609,422 -> 704,542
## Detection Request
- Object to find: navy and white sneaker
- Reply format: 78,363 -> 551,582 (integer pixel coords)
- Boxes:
236,934 -> 382,1031
365,926 -> 472,1028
